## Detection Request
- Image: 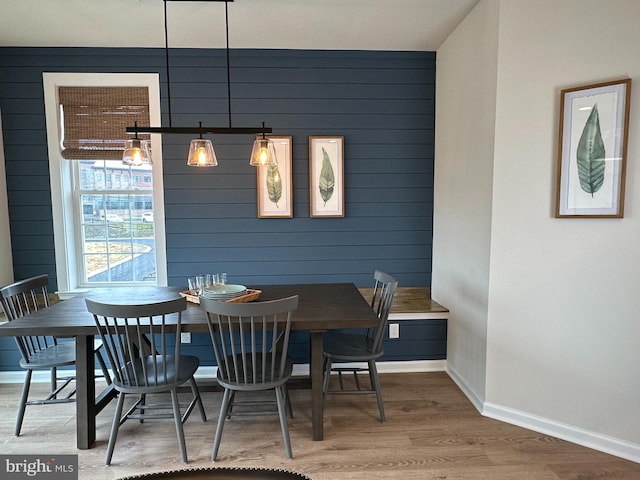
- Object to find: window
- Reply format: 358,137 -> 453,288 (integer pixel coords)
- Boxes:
76,160 -> 155,283
43,73 -> 167,295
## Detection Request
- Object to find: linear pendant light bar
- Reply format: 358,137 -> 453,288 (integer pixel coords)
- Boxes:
126,126 -> 272,135
126,0 -> 272,140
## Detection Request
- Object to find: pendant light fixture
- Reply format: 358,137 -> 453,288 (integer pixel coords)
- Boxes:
187,123 -> 218,166
122,122 -> 152,166
249,122 -> 278,166
125,0 -> 273,167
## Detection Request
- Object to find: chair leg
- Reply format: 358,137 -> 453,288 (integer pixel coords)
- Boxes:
105,391 -> 126,465
139,393 -> 146,423
322,357 -> 333,394
189,377 -> 207,422
15,370 -> 32,436
368,360 -> 385,423
212,388 -> 233,461
284,383 -> 294,419
95,349 -> 112,385
50,366 -> 57,399
226,391 -> 236,419
275,385 -> 292,459
171,389 -> 188,463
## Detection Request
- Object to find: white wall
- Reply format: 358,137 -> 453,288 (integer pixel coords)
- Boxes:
435,0 -> 640,462
0,110 -> 14,286
433,0 -> 499,410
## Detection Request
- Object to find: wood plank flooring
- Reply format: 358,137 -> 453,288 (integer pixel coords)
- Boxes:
1,372 -> 638,479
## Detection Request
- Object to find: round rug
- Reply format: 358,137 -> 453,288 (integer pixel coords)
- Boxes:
116,467 -> 312,480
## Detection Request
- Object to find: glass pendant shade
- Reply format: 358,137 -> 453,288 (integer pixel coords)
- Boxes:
249,137 -> 278,166
187,138 -> 218,167
122,138 -> 152,166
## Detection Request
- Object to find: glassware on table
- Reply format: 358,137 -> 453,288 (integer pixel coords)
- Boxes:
188,276 -> 206,295
187,277 -> 199,295
208,273 -> 227,285
196,275 -> 205,293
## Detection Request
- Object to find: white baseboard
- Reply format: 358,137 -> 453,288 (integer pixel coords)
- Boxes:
372,359 -> 447,374
446,363 -> 484,413
482,402 -> 640,464
0,360 -> 447,385
195,359 -> 447,379
447,365 -> 640,464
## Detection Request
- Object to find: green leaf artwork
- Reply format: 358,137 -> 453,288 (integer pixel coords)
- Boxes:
266,163 -> 282,207
318,147 -> 335,206
576,103 -> 606,197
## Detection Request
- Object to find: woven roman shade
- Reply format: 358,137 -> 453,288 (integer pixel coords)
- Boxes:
59,86 -> 150,160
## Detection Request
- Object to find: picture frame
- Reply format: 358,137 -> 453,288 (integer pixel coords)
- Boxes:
309,136 -> 344,217
256,136 -> 293,218
555,78 -> 631,218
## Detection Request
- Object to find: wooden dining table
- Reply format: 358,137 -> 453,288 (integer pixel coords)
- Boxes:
0,282 -> 378,449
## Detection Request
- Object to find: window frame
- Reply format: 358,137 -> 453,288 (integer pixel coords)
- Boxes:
43,73 -> 168,297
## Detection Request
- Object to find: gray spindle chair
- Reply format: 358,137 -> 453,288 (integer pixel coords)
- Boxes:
200,295 -> 299,461
322,270 -> 398,422
85,296 -> 206,465
0,274 -> 111,436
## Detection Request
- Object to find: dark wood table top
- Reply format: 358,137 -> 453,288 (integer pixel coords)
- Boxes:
0,283 -> 379,336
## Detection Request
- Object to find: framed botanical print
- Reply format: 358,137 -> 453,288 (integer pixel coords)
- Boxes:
555,78 -> 631,218
309,136 -> 344,217
256,136 -> 293,218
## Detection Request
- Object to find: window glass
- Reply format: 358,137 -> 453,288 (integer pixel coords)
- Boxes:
76,160 -> 156,284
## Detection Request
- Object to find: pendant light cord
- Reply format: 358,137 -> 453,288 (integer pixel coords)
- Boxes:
225,1 -> 232,128
164,0 -> 173,128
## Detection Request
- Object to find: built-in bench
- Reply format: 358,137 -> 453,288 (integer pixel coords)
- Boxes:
359,286 -> 449,320
356,286 -> 449,365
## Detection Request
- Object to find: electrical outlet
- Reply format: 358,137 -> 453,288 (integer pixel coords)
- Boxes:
389,323 -> 400,339
180,332 -> 191,343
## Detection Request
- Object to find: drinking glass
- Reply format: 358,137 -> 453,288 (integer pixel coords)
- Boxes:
219,272 -> 227,285
187,277 -> 198,295
196,275 -> 205,294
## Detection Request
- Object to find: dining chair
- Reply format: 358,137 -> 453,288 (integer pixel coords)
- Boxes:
85,296 -> 207,465
0,274 -> 111,436
322,269 -> 398,422
199,295 -> 299,460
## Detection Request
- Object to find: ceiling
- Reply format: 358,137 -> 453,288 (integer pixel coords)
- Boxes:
0,0 -> 479,51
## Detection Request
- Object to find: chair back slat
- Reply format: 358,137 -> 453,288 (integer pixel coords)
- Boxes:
85,297 -> 187,391
200,296 -> 298,387
370,270 -> 399,353
0,275 -> 59,363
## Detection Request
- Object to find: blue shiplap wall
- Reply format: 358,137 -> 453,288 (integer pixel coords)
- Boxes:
0,47 -> 438,368
0,47 -> 434,290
